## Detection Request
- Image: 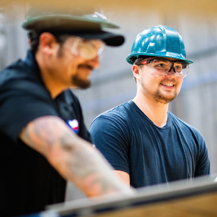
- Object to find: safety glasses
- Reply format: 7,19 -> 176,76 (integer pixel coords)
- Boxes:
138,58 -> 189,78
64,37 -> 105,60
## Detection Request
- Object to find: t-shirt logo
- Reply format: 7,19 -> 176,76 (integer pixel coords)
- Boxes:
67,119 -> 79,134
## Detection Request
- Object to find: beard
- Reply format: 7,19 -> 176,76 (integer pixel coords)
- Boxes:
71,75 -> 90,89
141,77 -> 179,104
152,77 -> 179,104
153,89 -> 178,104
71,64 -> 93,89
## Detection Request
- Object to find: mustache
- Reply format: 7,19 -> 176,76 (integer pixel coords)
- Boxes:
160,78 -> 177,85
78,64 -> 94,70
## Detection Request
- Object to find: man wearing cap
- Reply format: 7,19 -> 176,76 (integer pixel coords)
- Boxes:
90,25 -> 210,187
0,12 -> 134,216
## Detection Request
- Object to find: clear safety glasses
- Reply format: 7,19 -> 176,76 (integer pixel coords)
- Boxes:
138,58 -> 189,78
64,37 -> 105,60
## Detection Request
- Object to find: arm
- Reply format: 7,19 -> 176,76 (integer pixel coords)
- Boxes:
20,115 -> 133,197
90,114 -> 131,185
114,170 -> 130,186
195,139 -> 210,177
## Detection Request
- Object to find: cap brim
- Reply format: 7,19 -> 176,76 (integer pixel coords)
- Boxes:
71,31 -> 125,47
22,14 -> 120,30
23,14 -> 125,47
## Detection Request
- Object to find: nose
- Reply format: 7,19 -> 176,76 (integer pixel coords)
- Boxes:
167,68 -> 176,75
166,71 -> 176,78
89,55 -> 100,69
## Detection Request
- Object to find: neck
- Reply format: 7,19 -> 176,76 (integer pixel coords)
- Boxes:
40,70 -> 66,98
133,91 -> 169,128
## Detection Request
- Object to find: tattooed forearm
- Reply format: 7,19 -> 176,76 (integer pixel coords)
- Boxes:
59,133 -> 116,193
20,116 -> 133,197
63,144 -> 125,195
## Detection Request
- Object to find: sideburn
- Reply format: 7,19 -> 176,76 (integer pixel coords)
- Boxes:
57,45 -> 64,58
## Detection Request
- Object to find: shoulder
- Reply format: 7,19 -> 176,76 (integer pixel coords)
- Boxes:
0,59 -> 37,88
90,103 -> 132,148
0,59 -> 32,83
91,101 -> 133,125
90,102 -> 133,134
0,60 -> 50,99
169,112 -> 205,141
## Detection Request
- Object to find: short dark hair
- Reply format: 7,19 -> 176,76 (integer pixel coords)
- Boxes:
132,56 -> 153,82
133,56 -> 153,65
28,30 -> 70,55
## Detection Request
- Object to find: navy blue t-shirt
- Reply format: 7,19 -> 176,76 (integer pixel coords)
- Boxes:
0,50 -> 92,216
90,101 -> 210,188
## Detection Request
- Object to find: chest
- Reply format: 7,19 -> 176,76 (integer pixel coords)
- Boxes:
129,124 -> 198,179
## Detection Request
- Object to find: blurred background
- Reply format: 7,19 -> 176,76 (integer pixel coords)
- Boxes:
1,0 -> 217,201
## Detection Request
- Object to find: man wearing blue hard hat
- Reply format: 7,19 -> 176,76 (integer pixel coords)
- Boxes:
90,25 -> 210,187
0,11 -> 134,216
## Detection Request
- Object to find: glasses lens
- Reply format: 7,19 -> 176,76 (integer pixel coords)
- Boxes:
148,59 -> 189,78
149,59 -> 171,76
78,40 -> 104,60
179,63 -> 189,78
69,37 -> 105,60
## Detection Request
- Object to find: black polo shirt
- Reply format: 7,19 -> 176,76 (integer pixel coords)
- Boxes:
0,50 -> 92,216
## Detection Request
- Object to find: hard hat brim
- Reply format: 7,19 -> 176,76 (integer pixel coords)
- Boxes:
126,53 -> 194,64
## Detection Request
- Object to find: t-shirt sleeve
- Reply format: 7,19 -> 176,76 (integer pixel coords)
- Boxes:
194,135 -> 210,176
0,78 -> 59,142
89,114 -> 130,174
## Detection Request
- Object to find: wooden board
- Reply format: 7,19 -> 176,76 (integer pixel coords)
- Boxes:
45,175 -> 217,217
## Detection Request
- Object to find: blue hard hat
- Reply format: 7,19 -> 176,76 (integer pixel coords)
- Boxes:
126,25 -> 193,64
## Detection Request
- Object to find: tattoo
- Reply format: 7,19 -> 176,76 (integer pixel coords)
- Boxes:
22,116 -> 70,150
33,119 -> 57,147
22,116 -> 122,195
64,145 -> 117,194
58,131 -> 120,194
52,129 -> 117,193
59,132 -> 75,151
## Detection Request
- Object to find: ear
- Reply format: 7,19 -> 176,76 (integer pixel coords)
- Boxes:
38,32 -> 59,55
132,65 -> 141,81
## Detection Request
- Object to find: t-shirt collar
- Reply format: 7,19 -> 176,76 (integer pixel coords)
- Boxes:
23,49 -> 41,76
